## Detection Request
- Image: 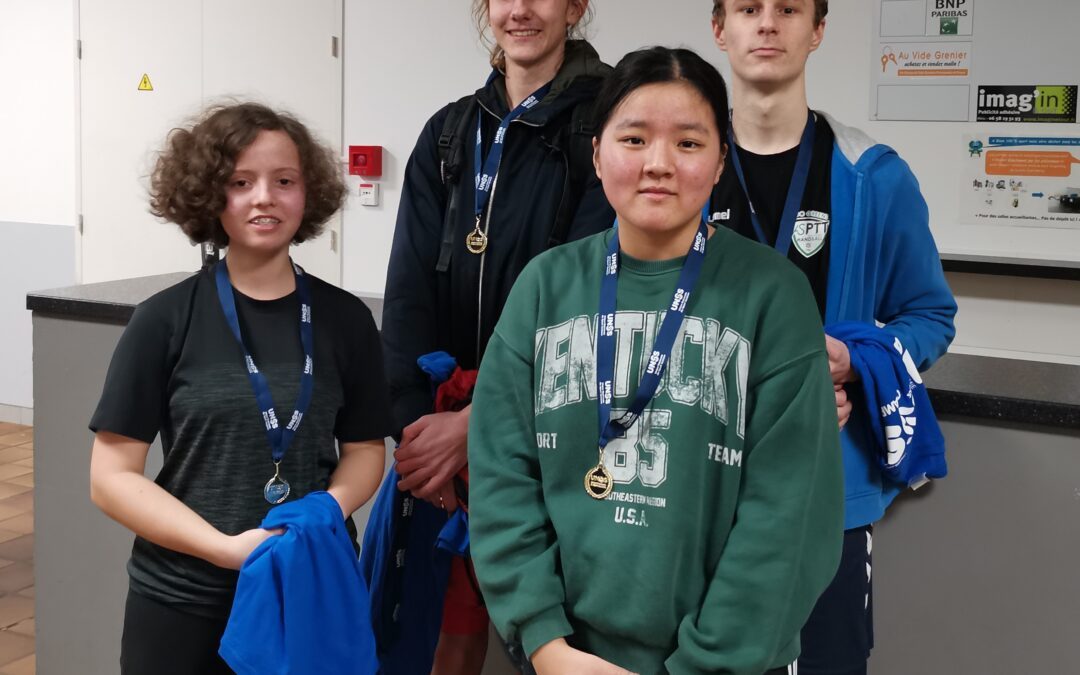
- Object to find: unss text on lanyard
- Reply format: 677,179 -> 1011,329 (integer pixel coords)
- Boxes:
726,109 -> 815,256
214,260 -> 315,505
586,218 -> 709,499
466,73 -> 553,255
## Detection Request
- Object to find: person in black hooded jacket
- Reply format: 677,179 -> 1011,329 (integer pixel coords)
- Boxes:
379,1 -> 612,673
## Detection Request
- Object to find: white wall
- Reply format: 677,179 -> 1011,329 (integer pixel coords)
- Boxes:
341,1 -> 487,295
0,0 -> 79,415
342,0 -> 1080,364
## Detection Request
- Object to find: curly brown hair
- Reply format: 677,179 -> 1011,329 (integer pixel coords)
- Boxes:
471,0 -> 593,70
712,0 -> 828,25
149,102 -> 346,246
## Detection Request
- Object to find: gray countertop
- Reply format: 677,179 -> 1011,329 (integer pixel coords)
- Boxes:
27,273 -> 1080,429
26,272 -> 193,323
921,353 -> 1079,428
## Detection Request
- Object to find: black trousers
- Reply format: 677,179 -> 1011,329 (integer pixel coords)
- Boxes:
120,591 -> 234,675
799,525 -> 875,675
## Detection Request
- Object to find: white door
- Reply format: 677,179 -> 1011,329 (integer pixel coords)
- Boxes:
79,0 -> 202,283
80,0 -> 343,284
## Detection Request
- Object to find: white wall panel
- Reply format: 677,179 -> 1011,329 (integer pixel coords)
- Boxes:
0,0 -> 78,227
0,221 -> 77,409
341,0 -> 486,296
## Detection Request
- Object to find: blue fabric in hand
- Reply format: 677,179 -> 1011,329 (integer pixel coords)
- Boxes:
417,351 -> 458,388
220,491 -> 378,675
826,321 -> 947,488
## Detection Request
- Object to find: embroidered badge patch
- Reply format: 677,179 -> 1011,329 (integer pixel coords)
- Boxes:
792,210 -> 830,258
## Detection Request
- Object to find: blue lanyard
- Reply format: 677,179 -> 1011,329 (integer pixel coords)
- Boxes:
473,73 -> 552,224
726,110 -> 815,257
214,260 -> 315,471
596,219 -> 708,451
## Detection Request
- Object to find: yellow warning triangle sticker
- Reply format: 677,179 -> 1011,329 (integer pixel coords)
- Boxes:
138,73 -> 154,92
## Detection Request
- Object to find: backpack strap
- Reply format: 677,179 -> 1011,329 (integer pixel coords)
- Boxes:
436,95 -> 478,273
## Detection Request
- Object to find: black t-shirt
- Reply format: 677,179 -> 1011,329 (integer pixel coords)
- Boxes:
90,263 -> 394,615
709,113 -> 834,318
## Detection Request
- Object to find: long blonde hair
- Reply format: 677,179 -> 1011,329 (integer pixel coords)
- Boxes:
471,0 -> 594,70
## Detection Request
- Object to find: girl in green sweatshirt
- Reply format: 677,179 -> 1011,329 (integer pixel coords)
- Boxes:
468,46 -> 843,675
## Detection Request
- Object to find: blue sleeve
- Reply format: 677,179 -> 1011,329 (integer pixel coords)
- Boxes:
869,154 -> 957,370
381,108 -> 452,433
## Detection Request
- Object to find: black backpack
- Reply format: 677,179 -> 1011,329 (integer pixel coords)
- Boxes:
433,93 -> 598,273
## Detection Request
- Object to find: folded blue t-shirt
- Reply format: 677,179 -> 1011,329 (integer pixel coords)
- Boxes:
221,491 -> 378,675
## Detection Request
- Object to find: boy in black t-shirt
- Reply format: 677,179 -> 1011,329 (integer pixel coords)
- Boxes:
89,103 -> 394,673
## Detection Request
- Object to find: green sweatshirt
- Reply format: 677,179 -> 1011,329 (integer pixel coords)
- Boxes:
468,227 -> 843,675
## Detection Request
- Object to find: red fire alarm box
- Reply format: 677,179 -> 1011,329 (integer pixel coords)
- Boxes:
348,145 -> 383,178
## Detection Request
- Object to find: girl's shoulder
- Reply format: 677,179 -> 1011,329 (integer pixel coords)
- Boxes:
304,273 -> 380,334
129,269 -> 207,329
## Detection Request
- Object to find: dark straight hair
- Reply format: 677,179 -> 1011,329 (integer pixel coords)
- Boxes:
592,46 -> 730,142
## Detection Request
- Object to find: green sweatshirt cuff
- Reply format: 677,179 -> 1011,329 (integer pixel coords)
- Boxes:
519,606 -> 574,660
663,634 -> 800,675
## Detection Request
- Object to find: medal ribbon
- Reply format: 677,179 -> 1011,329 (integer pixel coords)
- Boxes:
596,218 -> 709,451
726,109 -> 815,257
473,73 -> 553,225
214,259 -> 314,466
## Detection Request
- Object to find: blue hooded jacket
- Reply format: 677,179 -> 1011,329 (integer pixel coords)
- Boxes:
821,114 -> 957,529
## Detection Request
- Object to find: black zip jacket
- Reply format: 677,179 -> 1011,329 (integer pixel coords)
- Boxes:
382,41 -> 613,433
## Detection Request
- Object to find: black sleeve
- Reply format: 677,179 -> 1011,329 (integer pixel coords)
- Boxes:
335,301 -> 396,443
380,106 -> 453,433
89,300 -> 174,443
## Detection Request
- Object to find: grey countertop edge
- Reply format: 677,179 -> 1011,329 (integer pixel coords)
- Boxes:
927,389 -> 1079,429
28,274 -> 1080,430
26,271 -> 194,323
921,352 -> 1080,429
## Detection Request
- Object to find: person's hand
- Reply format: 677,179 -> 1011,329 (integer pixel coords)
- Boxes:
394,409 -> 470,500
825,335 -> 857,384
532,639 -> 637,675
214,527 -> 283,570
835,384 -> 852,429
422,480 -> 459,514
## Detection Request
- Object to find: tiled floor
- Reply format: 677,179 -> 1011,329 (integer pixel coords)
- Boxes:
0,423 -> 34,675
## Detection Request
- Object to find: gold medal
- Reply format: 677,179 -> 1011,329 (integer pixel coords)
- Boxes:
584,447 -> 613,499
466,222 -> 488,254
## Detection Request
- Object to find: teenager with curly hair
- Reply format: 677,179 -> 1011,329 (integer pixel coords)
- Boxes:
89,102 -> 393,673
